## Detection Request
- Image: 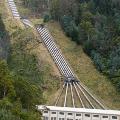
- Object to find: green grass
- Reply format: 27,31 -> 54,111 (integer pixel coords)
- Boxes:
30,18 -> 43,26
47,21 -> 120,110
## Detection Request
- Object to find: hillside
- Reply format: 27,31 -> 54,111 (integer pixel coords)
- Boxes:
49,0 -> 120,93
47,21 -> 120,109
12,0 -> 120,110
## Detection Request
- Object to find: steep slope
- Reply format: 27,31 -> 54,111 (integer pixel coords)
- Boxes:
47,21 -> 120,110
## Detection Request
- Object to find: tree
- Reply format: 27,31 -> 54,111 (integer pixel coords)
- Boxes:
80,20 -> 94,41
0,60 -> 15,100
14,75 -> 43,109
50,0 -> 60,20
0,109 -> 16,120
22,0 -> 47,14
91,50 -> 105,72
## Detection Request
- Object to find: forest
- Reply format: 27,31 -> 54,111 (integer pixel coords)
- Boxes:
22,0 -> 120,91
0,14 -> 44,119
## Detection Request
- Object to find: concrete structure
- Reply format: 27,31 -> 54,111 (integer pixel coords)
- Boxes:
37,106 -> 120,120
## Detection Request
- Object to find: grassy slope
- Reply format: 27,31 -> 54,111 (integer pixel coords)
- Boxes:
47,21 -> 120,110
2,0 -> 60,106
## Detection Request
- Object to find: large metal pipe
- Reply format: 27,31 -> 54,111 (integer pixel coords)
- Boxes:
73,83 -> 84,108
70,83 -> 75,108
78,83 -> 106,109
55,84 -> 65,106
76,82 -> 95,109
64,83 -> 69,107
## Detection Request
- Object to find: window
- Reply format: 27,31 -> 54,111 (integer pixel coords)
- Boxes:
44,111 -> 48,113
68,113 -> 73,115
102,116 -> 108,118
52,112 -> 56,114
76,113 -> 81,116
93,115 -> 99,117
59,112 -> 64,115
85,114 -> 90,117
59,118 -> 64,120
112,116 -> 118,119
44,117 -> 48,120
51,117 -> 53,120
51,117 -> 56,120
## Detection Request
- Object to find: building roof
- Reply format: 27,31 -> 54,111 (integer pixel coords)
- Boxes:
37,105 -> 120,115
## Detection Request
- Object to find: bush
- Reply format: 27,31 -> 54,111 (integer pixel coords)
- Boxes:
91,50 -> 105,72
61,16 -> 79,41
83,40 -> 94,54
0,109 -> 16,120
44,14 -> 51,23
108,47 -> 120,77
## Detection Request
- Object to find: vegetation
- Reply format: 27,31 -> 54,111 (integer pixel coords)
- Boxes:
13,0 -> 120,109
0,15 -> 10,60
0,0 -> 119,118
0,13 -> 43,119
0,1 -> 59,119
20,0 -> 48,16
20,0 -> 120,92
0,59 -> 43,120
48,0 -> 120,91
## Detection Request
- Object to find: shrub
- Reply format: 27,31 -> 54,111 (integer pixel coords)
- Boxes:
61,16 -> 79,41
91,50 -> 105,72
44,14 -> 51,23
